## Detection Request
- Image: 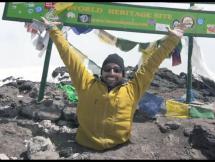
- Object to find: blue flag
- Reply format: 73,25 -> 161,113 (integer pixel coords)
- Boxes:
71,26 -> 93,35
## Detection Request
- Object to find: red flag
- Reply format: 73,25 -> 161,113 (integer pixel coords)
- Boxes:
172,48 -> 182,66
44,2 -> 56,9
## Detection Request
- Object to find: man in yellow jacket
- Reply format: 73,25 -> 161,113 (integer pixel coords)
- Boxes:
42,17 -> 186,151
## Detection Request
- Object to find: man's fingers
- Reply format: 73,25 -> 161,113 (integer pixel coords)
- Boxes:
174,22 -> 187,31
41,17 -> 48,23
53,22 -> 62,25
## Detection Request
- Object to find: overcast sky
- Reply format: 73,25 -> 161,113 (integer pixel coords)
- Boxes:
1,2 -> 215,82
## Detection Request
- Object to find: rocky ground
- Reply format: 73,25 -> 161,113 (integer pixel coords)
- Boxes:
0,67 -> 215,160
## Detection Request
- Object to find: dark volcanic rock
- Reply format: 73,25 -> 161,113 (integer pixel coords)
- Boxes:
18,81 -> 34,92
156,68 -> 186,88
189,121 -> 215,159
0,66 -> 215,159
20,102 -> 62,121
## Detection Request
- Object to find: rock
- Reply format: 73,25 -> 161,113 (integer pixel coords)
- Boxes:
16,119 -> 41,135
199,76 -> 215,96
57,120 -> 68,127
0,93 -> 15,106
0,153 -> 9,160
20,105 -> 37,119
157,123 -> 170,133
38,120 -> 60,134
54,95 -> 62,100
0,122 -> 32,158
53,100 -> 65,110
156,68 -> 186,88
40,120 -> 52,128
51,67 -> 70,82
29,88 -> 38,98
0,104 -> 19,118
70,152 -> 89,160
52,67 -> 68,78
4,82 -> 18,88
59,125 -> 72,133
2,76 -> 15,82
165,121 -> 181,130
163,134 -> 180,146
62,107 -> 77,122
21,103 -> 62,121
37,105 -> 62,121
18,81 -> 34,92
1,66 -> 215,160
157,121 -> 181,133
68,153 -> 90,160
28,150 -> 59,160
179,72 -> 187,79
151,79 -> 161,87
189,148 -> 206,159
26,136 -> 56,153
183,128 -> 193,137
59,147 -> 73,158
43,98 -> 53,107
189,122 -> 215,159
202,89 -> 212,97
17,96 -> 33,106
0,93 -> 4,98
9,156 -> 18,160
26,136 -> 57,159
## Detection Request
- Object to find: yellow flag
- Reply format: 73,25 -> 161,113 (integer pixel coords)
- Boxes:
95,30 -> 117,45
69,43 -> 88,63
54,2 -> 73,15
165,100 -> 189,119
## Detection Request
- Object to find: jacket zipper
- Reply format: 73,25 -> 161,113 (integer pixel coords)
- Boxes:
102,92 -> 109,149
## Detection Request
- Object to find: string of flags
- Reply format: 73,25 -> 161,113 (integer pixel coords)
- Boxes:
24,20 -> 182,66
93,29 -> 182,66
24,1 -> 182,66
24,19 -> 49,57
24,2 -> 74,57
94,29 -> 117,45
64,26 -> 182,67
67,42 -> 101,75
24,18 -> 101,76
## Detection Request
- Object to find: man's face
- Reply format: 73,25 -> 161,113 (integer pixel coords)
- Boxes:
101,63 -> 123,88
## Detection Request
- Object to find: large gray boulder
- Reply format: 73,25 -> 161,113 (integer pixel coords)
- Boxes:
20,100 -> 62,121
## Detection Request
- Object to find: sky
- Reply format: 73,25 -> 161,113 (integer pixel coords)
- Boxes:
1,2 -> 215,82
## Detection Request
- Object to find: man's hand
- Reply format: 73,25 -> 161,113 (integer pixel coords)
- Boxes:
167,23 -> 187,38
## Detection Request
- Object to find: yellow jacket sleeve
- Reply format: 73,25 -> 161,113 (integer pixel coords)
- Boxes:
128,33 -> 180,101
49,28 -> 94,91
